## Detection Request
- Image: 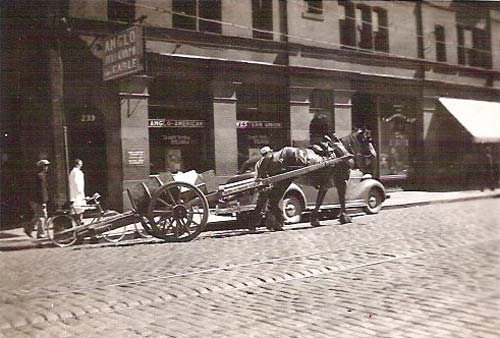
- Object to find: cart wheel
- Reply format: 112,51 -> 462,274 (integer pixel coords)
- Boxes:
133,215 -> 153,238
147,181 -> 209,242
46,214 -> 78,247
101,210 -> 127,243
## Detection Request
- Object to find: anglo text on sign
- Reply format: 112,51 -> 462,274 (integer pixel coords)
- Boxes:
102,26 -> 144,81
148,119 -> 206,128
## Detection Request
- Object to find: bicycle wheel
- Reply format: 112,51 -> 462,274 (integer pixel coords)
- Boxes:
100,210 -> 127,243
46,214 -> 78,247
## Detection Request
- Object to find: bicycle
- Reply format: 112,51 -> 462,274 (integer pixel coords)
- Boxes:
45,193 -> 150,247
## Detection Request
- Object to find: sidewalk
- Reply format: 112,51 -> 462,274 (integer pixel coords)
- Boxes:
1,189 -> 498,251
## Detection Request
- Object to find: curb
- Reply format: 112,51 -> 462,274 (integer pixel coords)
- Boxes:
383,192 -> 500,210
1,192 -> 498,252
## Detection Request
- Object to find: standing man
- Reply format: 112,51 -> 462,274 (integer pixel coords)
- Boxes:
25,159 -> 50,238
69,159 -> 86,214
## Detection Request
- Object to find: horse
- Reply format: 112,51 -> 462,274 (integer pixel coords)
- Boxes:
254,128 -> 376,229
305,128 -> 377,225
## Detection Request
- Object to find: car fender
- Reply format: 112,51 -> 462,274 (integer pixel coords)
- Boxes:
283,183 -> 307,206
350,178 -> 386,202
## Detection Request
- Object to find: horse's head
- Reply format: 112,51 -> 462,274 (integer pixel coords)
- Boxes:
342,128 -> 377,173
354,128 -> 377,158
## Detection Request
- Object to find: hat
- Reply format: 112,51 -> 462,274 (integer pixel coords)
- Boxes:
36,159 -> 50,167
260,146 -> 273,155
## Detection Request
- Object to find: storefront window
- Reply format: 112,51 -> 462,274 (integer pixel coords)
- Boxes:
236,83 -> 287,167
378,98 -> 416,177
148,77 -> 212,174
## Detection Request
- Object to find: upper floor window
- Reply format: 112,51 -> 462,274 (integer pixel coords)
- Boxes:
305,0 -> 323,15
252,0 -> 273,40
457,25 -> 491,68
435,25 -> 447,62
339,1 -> 389,52
173,0 -> 222,34
108,0 -> 135,23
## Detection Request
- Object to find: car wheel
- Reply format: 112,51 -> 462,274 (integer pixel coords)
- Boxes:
282,195 -> 303,224
363,188 -> 383,214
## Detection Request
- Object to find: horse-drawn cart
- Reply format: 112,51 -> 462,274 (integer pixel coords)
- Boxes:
47,155 -> 351,246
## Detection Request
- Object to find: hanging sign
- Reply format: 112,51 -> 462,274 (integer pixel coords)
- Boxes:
149,119 -> 205,128
236,120 -> 282,129
102,26 -> 144,81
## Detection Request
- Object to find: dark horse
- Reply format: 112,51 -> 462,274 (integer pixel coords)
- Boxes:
254,128 -> 376,229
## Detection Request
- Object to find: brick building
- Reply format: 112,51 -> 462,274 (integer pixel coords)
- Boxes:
1,0 -> 499,223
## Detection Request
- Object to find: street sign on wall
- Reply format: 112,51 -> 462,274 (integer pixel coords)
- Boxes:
102,26 -> 144,81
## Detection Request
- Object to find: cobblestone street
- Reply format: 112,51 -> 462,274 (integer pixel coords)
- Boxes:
0,199 -> 499,338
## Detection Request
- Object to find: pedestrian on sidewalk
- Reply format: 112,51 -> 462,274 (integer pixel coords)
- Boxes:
69,159 -> 86,214
24,159 -> 50,238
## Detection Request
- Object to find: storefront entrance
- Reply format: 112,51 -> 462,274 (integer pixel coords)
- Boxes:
352,93 -> 417,182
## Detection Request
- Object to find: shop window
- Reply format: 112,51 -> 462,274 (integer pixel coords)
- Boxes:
108,0 -> 135,23
252,0 -> 273,40
435,25 -> 447,62
173,0 -> 222,34
148,77 -> 211,174
236,83 -> 286,166
309,89 -> 334,144
378,99 -> 417,178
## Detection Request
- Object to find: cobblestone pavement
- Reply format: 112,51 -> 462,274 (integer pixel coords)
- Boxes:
0,199 -> 499,338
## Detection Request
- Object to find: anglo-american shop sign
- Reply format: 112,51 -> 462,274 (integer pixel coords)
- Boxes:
149,119 -> 205,128
236,120 -> 282,129
102,26 -> 144,81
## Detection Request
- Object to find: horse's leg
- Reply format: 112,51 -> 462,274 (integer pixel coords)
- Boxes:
336,178 -> 352,224
311,187 -> 327,226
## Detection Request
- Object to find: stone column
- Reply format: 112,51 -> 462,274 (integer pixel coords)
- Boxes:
333,89 -> 354,138
212,80 -> 238,177
115,76 -> 150,211
289,86 -> 311,147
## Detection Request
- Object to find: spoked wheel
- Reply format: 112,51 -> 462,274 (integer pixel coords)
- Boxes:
100,210 -> 126,243
45,214 -> 78,247
147,181 -> 209,242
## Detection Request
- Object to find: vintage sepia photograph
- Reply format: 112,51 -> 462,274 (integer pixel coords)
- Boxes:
1,0 -> 499,337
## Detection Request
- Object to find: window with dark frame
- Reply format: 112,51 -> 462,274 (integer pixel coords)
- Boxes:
108,0 -> 135,23
457,24 -> 491,68
373,7 -> 388,52
252,0 -> 273,40
305,0 -> 323,15
339,1 -> 389,52
435,25 -> 447,62
172,0 -> 222,34
339,1 -> 356,47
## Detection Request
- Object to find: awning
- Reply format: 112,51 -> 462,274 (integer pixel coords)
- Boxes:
439,97 -> 500,143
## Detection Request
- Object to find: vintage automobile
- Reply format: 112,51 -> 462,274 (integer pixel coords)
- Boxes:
223,164 -> 388,224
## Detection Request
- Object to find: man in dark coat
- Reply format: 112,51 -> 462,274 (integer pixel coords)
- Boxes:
253,146 -> 294,231
24,159 -> 50,238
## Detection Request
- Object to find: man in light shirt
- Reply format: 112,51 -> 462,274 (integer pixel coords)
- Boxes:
69,159 -> 86,214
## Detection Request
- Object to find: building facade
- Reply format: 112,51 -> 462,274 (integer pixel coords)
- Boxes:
1,0 -> 499,222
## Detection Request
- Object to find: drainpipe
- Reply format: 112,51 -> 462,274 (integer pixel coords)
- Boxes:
279,0 -> 291,145
414,1 -> 426,188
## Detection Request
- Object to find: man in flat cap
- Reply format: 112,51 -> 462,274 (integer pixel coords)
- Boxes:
24,159 -> 50,238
